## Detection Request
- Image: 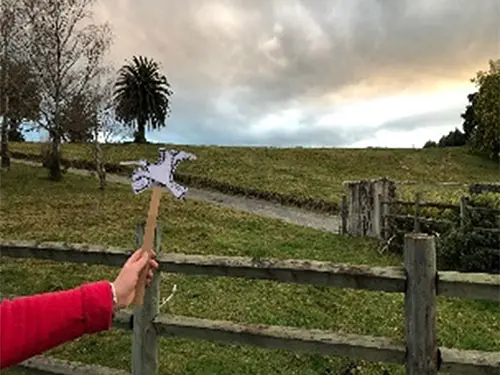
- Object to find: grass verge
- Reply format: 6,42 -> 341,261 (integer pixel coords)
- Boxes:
1,165 -> 499,375
10,142 -> 500,211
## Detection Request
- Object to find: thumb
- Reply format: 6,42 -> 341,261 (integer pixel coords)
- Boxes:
133,251 -> 150,272
127,248 -> 145,264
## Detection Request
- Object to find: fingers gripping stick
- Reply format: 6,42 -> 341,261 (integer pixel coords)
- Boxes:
121,148 -> 197,306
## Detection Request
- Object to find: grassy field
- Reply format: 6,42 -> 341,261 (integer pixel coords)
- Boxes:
1,164 -> 499,375
9,142 -> 500,208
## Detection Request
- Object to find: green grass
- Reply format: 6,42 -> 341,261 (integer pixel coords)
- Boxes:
1,165 -> 499,375
9,142 -> 500,206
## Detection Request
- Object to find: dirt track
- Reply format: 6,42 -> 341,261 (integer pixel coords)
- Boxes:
12,159 -> 341,233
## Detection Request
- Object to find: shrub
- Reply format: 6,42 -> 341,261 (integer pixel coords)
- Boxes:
437,226 -> 499,274
8,127 -> 25,142
437,193 -> 499,273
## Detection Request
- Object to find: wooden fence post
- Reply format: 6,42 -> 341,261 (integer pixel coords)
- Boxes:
378,193 -> 386,240
459,196 -> 469,228
341,194 -> 348,235
132,223 -> 161,375
404,233 -> 438,375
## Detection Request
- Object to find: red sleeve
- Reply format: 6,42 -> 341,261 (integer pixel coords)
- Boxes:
0,281 -> 114,369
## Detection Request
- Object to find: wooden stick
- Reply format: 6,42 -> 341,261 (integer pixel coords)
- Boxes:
133,185 -> 163,306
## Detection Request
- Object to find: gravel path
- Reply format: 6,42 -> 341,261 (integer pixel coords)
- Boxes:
11,159 -> 340,233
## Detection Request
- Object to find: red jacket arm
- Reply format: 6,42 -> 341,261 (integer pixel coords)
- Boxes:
0,280 -> 114,369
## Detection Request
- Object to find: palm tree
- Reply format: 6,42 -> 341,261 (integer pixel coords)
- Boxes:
113,56 -> 173,144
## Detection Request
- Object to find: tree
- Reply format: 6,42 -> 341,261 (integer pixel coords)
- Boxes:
0,0 -> 31,168
460,92 -> 479,142
60,92 -> 96,143
20,0 -> 113,180
469,59 -> 500,160
437,128 -> 466,148
423,140 -> 437,148
1,60 -> 41,143
82,75 -> 134,190
113,56 -> 173,144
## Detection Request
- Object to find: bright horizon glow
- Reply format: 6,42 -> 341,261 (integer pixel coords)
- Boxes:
316,83 -> 473,130
21,81 -> 475,148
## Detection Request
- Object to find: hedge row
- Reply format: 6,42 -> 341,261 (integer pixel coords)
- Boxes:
11,151 -> 340,214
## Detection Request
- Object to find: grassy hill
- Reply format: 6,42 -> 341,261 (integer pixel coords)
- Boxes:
1,162 -> 499,375
9,142 -> 500,211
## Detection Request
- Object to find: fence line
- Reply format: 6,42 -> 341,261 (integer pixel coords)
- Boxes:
18,356 -> 131,375
395,180 -> 469,187
394,181 -> 500,195
382,200 -> 460,210
1,232 -> 500,375
2,239 -> 499,301
380,193 -> 500,235
340,178 -> 500,239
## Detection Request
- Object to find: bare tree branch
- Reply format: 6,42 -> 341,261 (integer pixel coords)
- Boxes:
18,0 -> 113,180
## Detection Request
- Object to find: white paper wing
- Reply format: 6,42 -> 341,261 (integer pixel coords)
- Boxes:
173,151 -> 197,169
131,168 -> 152,194
165,181 -> 189,199
120,159 -> 148,167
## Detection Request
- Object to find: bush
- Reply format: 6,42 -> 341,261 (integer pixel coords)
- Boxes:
437,226 -> 499,274
8,127 -> 25,142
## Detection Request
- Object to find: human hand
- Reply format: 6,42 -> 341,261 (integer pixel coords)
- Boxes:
111,249 -> 159,310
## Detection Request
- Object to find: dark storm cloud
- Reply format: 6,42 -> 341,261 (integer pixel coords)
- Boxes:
96,0 -> 500,146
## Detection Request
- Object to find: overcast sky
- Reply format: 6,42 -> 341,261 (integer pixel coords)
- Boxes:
30,0 -> 500,147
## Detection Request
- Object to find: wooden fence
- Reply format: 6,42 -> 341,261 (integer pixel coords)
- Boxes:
340,180 -> 500,238
380,193 -> 500,239
1,229 -> 500,375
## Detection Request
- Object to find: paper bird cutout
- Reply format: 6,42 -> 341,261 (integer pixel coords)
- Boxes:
121,148 -> 197,199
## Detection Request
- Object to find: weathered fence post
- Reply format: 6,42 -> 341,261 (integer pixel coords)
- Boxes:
132,223 -> 161,375
379,193 -> 391,241
343,178 -> 396,238
404,233 -> 438,375
459,196 -> 469,228
341,194 -> 348,235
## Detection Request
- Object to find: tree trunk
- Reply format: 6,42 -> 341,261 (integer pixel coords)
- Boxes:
49,130 -> 62,181
0,113 -> 10,169
1,65 -> 10,169
134,121 -> 147,144
93,133 -> 106,190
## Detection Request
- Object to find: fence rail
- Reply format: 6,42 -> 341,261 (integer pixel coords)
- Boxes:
14,310 -> 500,375
385,213 -> 454,226
1,233 -> 500,375
1,240 -> 499,301
382,200 -> 460,210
